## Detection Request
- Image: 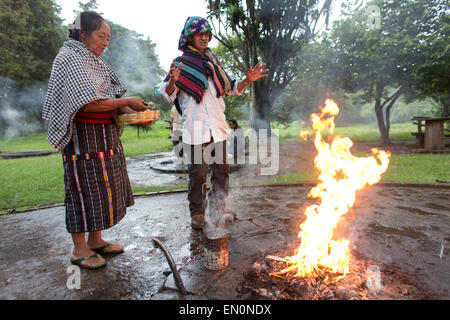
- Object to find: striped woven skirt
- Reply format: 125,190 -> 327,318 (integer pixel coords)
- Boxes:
62,121 -> 134,233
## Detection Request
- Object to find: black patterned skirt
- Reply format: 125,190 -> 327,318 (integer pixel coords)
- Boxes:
62,121 -> 134,233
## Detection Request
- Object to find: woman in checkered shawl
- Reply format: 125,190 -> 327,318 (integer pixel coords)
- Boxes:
43,12 -> 151,269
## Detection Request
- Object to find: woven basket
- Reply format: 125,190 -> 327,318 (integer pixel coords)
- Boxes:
114,110 -> 160,126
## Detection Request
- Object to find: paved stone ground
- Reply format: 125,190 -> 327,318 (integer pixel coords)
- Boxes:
0,185 -> 449,300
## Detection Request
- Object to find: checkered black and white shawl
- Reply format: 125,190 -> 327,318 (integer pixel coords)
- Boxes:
42,39 -> 126,150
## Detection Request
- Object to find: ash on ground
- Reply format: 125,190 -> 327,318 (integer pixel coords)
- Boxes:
238,249 -> 436,300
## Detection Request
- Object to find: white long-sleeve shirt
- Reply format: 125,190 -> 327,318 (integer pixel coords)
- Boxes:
170,105 -> 183,132
159,78 -> 244,145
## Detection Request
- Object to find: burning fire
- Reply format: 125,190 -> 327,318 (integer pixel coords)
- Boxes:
272,99 -> 390,278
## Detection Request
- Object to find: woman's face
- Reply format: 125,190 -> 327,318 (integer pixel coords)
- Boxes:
191,32 -> 211,52
81,21 -> 111,57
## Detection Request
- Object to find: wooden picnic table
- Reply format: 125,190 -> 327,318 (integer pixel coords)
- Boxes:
411,116 -> 450,151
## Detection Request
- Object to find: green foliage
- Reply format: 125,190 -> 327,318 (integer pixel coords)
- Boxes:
74,0 -> 99,13
272,38 -> 351,123
102,22 -> 165,97
212,41 -> 250,121
0,0 -> 65,135
100,22 -> 168,138
0,0 -> 166,138
327,0 -> 450,142
208,0 -> 333,129
0,0 -> 65,86
223,94 -> 249,120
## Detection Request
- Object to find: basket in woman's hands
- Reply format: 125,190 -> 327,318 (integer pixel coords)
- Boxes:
114,102 -> 160,126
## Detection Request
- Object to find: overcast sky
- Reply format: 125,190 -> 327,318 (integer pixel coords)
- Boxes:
55,0 -> 345,71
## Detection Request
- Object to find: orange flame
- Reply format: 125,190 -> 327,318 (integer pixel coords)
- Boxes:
273,99 -> 390,278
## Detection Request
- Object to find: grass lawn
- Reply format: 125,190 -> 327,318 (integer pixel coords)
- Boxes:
0,121 -> 173,155
0,154 -> 64,210
270,122 -> 416,143
242,154 -> 450,187
118,123 -> 173,156
0,122 -> 448,210
0,122 -> 173,210
0,132 -> 54,152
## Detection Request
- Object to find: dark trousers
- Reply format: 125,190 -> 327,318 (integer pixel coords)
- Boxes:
185,140 -> 229,217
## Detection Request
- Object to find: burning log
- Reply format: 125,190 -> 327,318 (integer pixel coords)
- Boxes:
265,255 -> 289,263
240,250 -> 433,300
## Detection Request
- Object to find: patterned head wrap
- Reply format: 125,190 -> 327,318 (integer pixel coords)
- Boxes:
178,16 -> 212,51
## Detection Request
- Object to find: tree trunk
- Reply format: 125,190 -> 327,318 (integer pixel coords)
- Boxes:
250,81 -> 272,133
385,94 -> 401,137
374,98 -> 391,145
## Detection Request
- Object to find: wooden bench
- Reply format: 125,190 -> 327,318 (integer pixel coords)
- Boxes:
412,116 -> 450,151
411,117 -> 426,148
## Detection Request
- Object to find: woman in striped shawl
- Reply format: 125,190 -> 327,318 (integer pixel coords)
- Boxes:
43,12 -> 151,269
159,16 -> 269,236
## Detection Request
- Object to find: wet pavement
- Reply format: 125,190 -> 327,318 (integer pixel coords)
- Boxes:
126,151 -> 255,188
0,184 -> 449,300
126,152 -> 187,187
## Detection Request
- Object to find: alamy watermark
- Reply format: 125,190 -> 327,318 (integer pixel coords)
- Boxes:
366,5 -> 381,30
68,13 -> 81,31
366,265 -> 382,294
172,121 -> 280,176
66,265 -> 81,290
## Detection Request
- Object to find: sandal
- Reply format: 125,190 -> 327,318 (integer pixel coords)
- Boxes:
70,253 -> 106,269
91,243 -> 124,254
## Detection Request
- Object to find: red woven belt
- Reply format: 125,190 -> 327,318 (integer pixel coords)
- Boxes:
74,111 -> 117,124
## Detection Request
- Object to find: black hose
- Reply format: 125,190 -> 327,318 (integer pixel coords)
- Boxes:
152,237 -> 188,295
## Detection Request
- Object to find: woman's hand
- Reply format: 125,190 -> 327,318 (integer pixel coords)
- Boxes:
166,60 -> 183,95
246,62 -> 269,83
237,62 -> 269,92
128,97 -> 149,112
169,59 -> 183,83
117,106 -> 138,115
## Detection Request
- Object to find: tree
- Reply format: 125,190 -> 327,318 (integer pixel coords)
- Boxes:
405,0 -> 450,116
272,37 -> 345,123
207,0 -> 333,131
0,0 -> 65,135
71,0 -> 165,100
212,39 -> 250,121
73,0 -> 101,14
0,0 -> 65,86
330,0 -> 449,144
102,22 -> 167,137
103,22 -> 165,98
